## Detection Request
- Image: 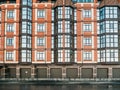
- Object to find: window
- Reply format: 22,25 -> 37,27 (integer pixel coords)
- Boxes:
74,9 -> 77,20
65,50 -> 70,62
74,23 -> 77,34
74,51 -> 77,62
37,10 -> 45,18
83,37 -> 92,46
83,52 -> 92,60
6,52 -> 13,60
51,37 -> 54,48
58,21 -> 62,33
7,10 -> 14,18
37,23 -> 45,32
52,23 -> 54,34
21,50 -> 31,62
58,35 -> 63,48
21,36 -> 31,48
106,35 -> 118,48
22,8 -> 32,20
37,52 -> 45,60
6,38 -> 14,46
37,38 -> 45,46
65,35 -> 70,47
51,51 -> 54,62
65,21 -> 70,33
52,10 -> 54,21
58,7 -> 62,19
74,37 -> 77,48
72,0 -> 94,3
6,24 -> 14,32
22,22 -> 32,34
58,50 -> 63,62
105,7 -> 118,18
83,10 -> 91,18
105,21 -> 118,33
22,0 -> 32,6
105,50 -> 118,62
65,7 -> 72,19
83,24 -> 92,31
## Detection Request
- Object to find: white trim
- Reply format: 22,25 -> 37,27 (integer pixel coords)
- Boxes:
35,36 -> 37,48
92,8 -> 94,20
92,22 -> 94,34
4,50 -> 6,63
5,37 -> 6,48
35,50 -> 36,62
14,23 -> 16,35
5,23 -> 7,35
35,23 -> 37,34
5,8 -> 7,21
35,9 -> 37,21
14,50 -> 15,61
45,23 -> 47,34
92,36 -> 94,48
92,50 -> 94,62
45,6 -> 47,21
14,37 -> 15,48
14,9 -> 16,21
45,36 -> 47,63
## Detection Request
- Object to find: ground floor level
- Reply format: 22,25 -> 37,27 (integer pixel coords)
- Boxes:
0,64 -> 120,78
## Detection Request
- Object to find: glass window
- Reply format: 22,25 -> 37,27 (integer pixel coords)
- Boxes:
106,35 -> 118,48
37,38 -> 45,46
83,24 -> 92,31
52,23 -> 54,34
105,7 -> 118,18
22,8 -> 32,20
37,52 -> 45,60
65,50 -> 70,62
83,37 -> 92,46
58,21 -> 62,33
74,51 -> 77,62
22,22 -> 32,34
6,24 -> 14,32
83,52 -> 92,60
51,51 -> 54,62
58,50 -> 63,62
37,23 -> 45,32
6,38 -> 14,46
6,52 -> 13,60
51,37 -> 54,48
65,35 -> 70,47
72,0 -> 94,3
22,0 -> 32,6
7,10 -> 14,18
37,10 -> 45,18
52,10 -> 54,21
65,21 -> 70,33
58,7 -> 62,19
21,36 -> 31,48
58,35 -> 63,48
83,10 -> 91,18
65,7 -> 72,19
74,23 -> 77,34
21,50 -> 31,62
74,9 -> 77,20
74,37 -> 77,48
105,49 -> 118,62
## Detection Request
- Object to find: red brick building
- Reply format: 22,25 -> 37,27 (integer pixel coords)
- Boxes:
0,0 -> 120,79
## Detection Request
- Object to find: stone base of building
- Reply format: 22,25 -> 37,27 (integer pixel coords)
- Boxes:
0,64 -> 120,79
